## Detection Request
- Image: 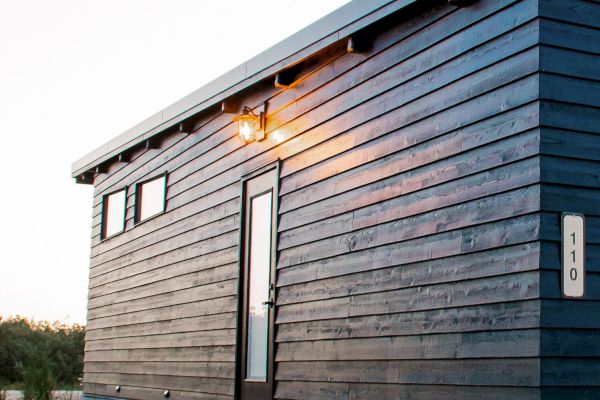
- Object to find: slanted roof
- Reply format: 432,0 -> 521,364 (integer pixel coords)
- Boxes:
71,0 -> 419,179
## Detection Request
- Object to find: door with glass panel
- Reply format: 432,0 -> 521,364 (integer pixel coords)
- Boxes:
238,166 -> 278,400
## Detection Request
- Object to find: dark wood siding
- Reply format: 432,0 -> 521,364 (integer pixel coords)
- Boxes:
538,1 -> 600,398
78,0 -> 600,398
272,0 -> 543,398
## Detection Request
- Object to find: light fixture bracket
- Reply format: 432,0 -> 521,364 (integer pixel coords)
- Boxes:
254,103 -> 267,141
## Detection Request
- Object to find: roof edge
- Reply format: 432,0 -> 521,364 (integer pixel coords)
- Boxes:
72,0 -> 418,178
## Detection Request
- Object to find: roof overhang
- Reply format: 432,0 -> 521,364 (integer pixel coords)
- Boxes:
71,0 -> 419,179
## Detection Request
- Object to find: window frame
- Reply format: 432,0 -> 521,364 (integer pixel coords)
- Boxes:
244,188 -> 274,381
134,171 -> 168,224
100,186 -> 128,240
235,160 -> 279,400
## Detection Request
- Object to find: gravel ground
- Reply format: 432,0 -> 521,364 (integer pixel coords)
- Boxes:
5,391 -> 83,400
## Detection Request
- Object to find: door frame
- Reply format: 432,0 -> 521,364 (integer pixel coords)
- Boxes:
235,160 -> 280,400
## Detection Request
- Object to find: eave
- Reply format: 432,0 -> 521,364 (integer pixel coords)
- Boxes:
71,0 -> 420,181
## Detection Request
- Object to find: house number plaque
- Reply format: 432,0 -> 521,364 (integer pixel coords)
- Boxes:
561,213 -> 585,299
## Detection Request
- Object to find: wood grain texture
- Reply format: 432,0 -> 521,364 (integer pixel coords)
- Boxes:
277,242 -> 540,306
275,382 -> 542,400
83,361 -> 234,379
84,346 -> 234,363
276,300 -> 541,343
277,213 -> 541,288
538,5 -> 600,395
276,270 -> 541,324
85,311 -> 236,341
78,0 -> 599,398
84,373 -> 233,396
275,329 -> 540,361
275,359 -> 541,386
83,383 -> 232,400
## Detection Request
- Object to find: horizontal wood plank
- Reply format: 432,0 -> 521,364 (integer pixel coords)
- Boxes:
277,242 -> 540,306
85,312 -> 236,341
83,382 -> 232,400
276,271 -> 541,324
84,361 -> 234,379
276,300 -> 541,343
84,346 -> 234,363
83,373 -> 233,396
275,359 -> 541,386
276,329 -> 540,361
275,381 -> 541,400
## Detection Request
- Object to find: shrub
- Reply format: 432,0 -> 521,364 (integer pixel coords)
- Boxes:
0,316 -> 84,388
22,351 -> 55,400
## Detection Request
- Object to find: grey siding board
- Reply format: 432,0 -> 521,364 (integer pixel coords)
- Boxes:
538,0 -> 600,29
275,329 -> 541,361
538,2 -> 600,397
541,299 -> 600,330
78,0 -> 600,398
84,373 -> 233,396
540,388 -> 600,400
275,269 -> 542,324
539,19 -> 600,56
85,312 -> 237,341
83,384 -> 232,400
275,358 -> 541,386
83,361 -> 233,379
541,329 -> 600,357
275,382 -> 543,400
276,300 -> 542,342
84,346 -> 234,363
276,242 -> 540,305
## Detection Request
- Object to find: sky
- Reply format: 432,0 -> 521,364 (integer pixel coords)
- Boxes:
0,0 -> 349,324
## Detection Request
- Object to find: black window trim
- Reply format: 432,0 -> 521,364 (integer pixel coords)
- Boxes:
100,186 -> 128,240
134,171 -> 168,225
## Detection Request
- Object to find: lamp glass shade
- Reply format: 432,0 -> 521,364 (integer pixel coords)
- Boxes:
235,114 -> 257,143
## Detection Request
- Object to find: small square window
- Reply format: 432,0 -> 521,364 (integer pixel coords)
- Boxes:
135,174 -> 166,223
101,189 -> 126,239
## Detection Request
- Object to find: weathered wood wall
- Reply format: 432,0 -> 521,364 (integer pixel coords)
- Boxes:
537,0 -> 600,398
81,0 -> 598,399
272,0 -> 543,398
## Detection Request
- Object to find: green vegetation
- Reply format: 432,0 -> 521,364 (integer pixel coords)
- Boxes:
0,316 -> 84,399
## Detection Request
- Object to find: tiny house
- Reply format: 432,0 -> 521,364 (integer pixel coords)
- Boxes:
72,0 -> 600,399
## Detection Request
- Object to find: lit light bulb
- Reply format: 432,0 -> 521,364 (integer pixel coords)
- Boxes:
239,119 -> 255,143
234,110 -> 258,143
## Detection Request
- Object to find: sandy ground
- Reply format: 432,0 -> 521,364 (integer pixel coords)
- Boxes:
5,391 -> 83,400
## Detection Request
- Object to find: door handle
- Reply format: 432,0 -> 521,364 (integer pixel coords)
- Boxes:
262,299 -> 274,307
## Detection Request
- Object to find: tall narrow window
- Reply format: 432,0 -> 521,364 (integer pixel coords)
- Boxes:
102,189 -> 126,239
246,191 -> 273,380
135,174 -> 166,223
238,165 -> 278,400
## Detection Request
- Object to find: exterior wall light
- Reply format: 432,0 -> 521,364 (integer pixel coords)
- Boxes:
233,104 -> 267,143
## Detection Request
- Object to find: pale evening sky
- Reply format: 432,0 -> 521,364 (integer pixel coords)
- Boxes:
0,0 -> 349,324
